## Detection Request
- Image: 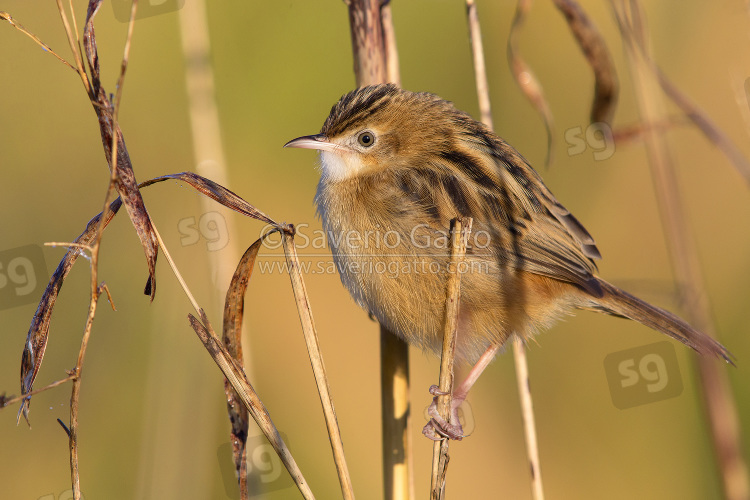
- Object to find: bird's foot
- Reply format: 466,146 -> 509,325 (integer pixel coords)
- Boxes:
422,385 -> 465,441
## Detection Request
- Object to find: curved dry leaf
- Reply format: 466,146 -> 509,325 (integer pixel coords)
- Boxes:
142,172 -> 278,225
103,128 -> 159,300
83,0 -> 159,300
551,0 -> 618,124
508,0 -> 555,166
19,198 -> 123,424
222,235 -> 273,498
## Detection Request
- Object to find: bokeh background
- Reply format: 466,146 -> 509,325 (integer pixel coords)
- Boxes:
1,1 -> 749,499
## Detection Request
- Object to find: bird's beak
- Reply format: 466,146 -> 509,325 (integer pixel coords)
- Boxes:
284,134 -> 346,153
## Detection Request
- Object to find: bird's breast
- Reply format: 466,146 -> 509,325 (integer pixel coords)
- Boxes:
315,175 -> 458,353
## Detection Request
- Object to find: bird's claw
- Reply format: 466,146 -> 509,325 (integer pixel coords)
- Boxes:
422,390 -> 465,441
428,384 -> 449,396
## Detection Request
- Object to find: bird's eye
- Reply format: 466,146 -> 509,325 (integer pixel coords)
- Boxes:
357,131 -> 375,148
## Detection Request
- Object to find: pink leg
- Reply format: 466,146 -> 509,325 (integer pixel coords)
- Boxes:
423,344 -> 501,440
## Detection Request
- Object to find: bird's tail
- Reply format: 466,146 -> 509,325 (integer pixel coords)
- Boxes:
581,278 -> 734,364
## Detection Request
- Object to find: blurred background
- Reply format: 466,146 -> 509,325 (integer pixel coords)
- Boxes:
1,1 -> 748,499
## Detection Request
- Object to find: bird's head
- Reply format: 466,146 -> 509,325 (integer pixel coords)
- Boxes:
285,84 -> 467,182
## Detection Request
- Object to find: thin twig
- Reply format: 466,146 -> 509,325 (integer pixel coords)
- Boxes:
512,340 -> 543,500
281,226 -> 355,500
67,4 -> 139,495
69,280 -> 108,500
54,0 -> 91,96
1,373 -> 76,409
467,3 -> 546,498
54,2 -> 136,497
112,0 -> 137,123
465,0 -> 493,130
151,224 -> 201,313
613,2 -> 749,499
0,12 -> 77,70
429,217 -> 471,500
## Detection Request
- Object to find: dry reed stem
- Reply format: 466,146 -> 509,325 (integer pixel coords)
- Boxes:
429,217 -> 472,500
465,0 -> 493,130
380,333 -> 412,500
281,227 -> 355,500
467,3 -> 545,498
613,2 -> 749,499
347,0 -> 387,86
512,340 -> 543,500
346,2 -> 412,499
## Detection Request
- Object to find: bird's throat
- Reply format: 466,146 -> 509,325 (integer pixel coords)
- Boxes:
319,150 -> 367,182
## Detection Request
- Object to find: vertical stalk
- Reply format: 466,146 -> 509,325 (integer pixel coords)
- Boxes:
467,1 -> 545,498
282,227 -> 355,500
429,217 -> 472,500
345,2 -> 411,499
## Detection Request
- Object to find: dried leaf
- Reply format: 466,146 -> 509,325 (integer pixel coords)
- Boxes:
83,1 -> 102,95
19,198 -> 123,424
222,237 -> 267,497
551,0 -> 618,124
84,0 -> 159,300
142,172 -> 278,225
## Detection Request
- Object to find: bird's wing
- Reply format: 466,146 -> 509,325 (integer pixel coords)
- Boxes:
395,130 -> 603,297
483,138 -> 603,297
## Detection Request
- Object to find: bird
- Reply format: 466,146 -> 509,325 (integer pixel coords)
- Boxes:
284,83 -> 732,439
